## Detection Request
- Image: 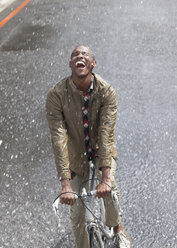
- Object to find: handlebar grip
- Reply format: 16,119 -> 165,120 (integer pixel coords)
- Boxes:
53,197 -> 60,215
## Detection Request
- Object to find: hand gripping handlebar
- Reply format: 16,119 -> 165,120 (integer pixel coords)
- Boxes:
53,188 -> 122,217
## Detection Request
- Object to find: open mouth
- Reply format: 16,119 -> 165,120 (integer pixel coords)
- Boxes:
75,61 -> 86,69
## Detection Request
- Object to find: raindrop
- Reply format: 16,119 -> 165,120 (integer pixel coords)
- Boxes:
12,210 -> 16,215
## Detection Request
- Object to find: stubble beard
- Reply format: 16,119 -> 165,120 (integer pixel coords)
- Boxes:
74,69 -> 92,79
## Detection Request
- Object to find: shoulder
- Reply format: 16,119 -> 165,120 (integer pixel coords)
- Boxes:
48,76 -> 70,96
50,77 -> 70,93
93,73 -> 116,96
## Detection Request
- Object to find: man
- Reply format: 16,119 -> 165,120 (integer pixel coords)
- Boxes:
46,45 -> 132,248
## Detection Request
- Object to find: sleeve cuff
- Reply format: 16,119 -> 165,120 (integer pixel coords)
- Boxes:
98,158 -> 112,170
58,171 -> 71,181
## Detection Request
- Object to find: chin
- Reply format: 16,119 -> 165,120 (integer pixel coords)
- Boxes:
74,71 -> 88,78
77,74 -> 88,78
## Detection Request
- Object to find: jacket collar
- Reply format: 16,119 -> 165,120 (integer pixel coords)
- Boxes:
69,74 -> 95,93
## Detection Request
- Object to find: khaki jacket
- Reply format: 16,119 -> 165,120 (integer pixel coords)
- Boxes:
46,73 -> 118,180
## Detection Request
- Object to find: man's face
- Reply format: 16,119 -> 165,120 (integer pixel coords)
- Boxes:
69,46 -> 96,78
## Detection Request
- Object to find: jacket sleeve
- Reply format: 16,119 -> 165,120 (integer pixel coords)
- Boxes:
46,87 -> 71,180
97,86 -> 117,169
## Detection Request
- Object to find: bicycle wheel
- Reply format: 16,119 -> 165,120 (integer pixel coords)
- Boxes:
112,236 -> 120,248
89,227 -> 103,248
104,236 -> 119,248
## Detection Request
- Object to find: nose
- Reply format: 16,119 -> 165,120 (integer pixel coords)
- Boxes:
77,52 -> 83,59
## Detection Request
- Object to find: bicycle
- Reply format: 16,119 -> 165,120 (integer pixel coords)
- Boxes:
53,160 -> 129,248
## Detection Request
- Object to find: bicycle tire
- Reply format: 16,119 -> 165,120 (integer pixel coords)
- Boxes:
107,235 -> 120,248
113,235 -> 120,248
89,227 -> 102,248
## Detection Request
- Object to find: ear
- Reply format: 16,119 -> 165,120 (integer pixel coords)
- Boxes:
91,60 -> 96,69
69,60 -> 72,68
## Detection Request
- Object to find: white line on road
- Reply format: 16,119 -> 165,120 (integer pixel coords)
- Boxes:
0,0 -> 17,13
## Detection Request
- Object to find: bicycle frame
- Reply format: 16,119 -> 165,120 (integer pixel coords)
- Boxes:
85,160 -> 120,247
85,161 -> 105,247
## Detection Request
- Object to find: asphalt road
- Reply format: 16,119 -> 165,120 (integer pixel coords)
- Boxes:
0,0 -> 177,247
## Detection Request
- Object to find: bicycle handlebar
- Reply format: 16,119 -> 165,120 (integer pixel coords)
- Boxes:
53,188 -> 122,217
52,188 -> 96,216
75,188 -> 97,199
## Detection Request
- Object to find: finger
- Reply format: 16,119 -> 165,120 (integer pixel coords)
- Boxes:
95,192 -> 100,198
63,198 -> 70,205
64,199 -> 70,205
97,192 -> 103,198
67,197 -> 75,205
70,199 -> 75,206
61,199 -> 66,204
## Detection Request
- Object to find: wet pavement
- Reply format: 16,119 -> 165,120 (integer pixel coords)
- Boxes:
0,0 -> 177,247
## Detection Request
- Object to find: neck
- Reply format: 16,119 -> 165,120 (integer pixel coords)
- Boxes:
72,73 -> 93,92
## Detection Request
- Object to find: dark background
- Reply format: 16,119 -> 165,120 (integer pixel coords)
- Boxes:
0,0 -> 176,247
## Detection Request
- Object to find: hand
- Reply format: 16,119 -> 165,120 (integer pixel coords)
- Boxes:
96,179 -> 111,198
96,167 -> 112,198
60,179 -> 75,206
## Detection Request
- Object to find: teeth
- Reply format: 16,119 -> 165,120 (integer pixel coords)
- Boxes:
76,61 -> 85,66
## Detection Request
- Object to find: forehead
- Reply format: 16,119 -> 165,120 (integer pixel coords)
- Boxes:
71,46 -> 92,56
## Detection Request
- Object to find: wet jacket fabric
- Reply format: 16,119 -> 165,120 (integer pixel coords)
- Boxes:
46,73 -> 118,180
